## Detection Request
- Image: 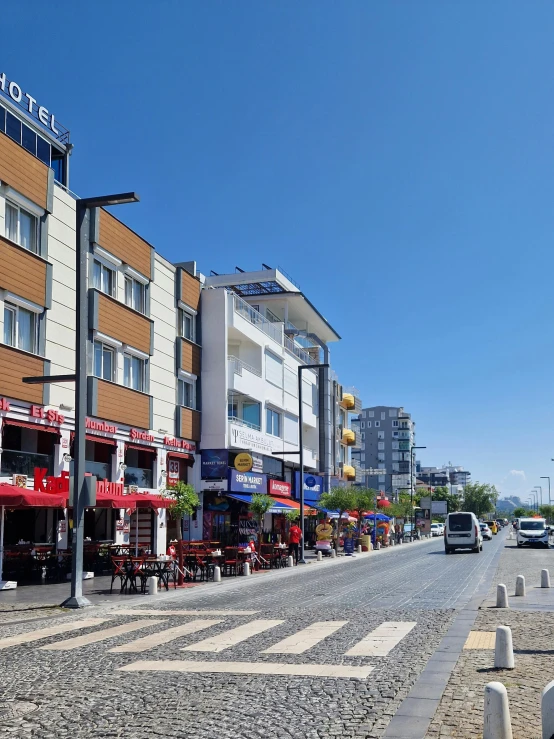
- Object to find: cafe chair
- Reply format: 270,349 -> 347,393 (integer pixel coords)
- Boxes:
223,547 -> 239,577
110,556 -> 129,594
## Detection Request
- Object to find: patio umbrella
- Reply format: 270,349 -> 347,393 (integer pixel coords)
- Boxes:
0,483 -> 66,586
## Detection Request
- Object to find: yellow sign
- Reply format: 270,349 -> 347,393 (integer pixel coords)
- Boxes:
234,452 -> 253,472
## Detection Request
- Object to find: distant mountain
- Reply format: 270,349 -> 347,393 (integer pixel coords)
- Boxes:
497,497 -> 522,512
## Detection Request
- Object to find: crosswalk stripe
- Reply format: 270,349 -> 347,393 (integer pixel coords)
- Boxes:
119,659 -> 374,679
0,618 -> 108,650
345,621 -> 416,656
182,619 -> 284,653
118,610 -> 259,617
108,619 -> 223,653
262,621 -> 349,655
39,620 -> 166,651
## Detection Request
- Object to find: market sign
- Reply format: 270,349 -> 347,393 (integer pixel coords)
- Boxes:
229,469 -> 267,494
234,452 -> 253,472
268,479 -> 291,497
201,449 -> 229,480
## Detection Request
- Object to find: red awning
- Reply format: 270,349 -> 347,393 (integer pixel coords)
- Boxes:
93,492 -> 136,510
125,443 -> 157,454
124,493 -> 172,510
3,419 -> 60,434
166,451 -> 194,462
269,496 -> 316,512
0,483 -> 65,508
86,434 -> 117,446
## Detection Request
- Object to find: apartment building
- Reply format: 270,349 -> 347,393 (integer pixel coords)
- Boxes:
194,267 -> 341,544
352,406 -> 416,496
0,74 -> 200,554
416,464 -> 471,490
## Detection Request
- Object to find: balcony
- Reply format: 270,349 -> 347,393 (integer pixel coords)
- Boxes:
228,355 -> 262,378
342,429 -> 356,446
227,355 -> 264,402
227,415 -> 261,432
343,464 -> 356,481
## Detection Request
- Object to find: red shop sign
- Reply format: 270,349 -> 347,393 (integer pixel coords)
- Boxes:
268,479 -> 292,497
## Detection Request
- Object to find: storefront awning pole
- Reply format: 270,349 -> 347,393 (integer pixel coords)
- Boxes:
135,513 -> 139,556
0,506 -> 4,583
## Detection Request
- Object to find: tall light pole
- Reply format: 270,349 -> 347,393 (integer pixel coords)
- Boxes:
541,477 -> 551,508
410,446 -> 426,539
535,486 -> 543,510
530,491 -> 538,513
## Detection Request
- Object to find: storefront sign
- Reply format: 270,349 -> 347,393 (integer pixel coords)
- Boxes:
0,73 -> 59,134
294,473 -> 324,501
31,405 -> 64,424
228,423 -> 283,455
86,418 -> 118,434
34,468 -> 69,494
252,454 -> 264,473
96,480 -> 124,496
130,428 -> 155,443
229,470 -> 267,494
234,452 -> 253,472
201,449 -> 228,479
0,398 -> 10,412
163,436 -> 195,452
167,460 -> 180,485
305,476 -> 317,488
268,479 -> 292,497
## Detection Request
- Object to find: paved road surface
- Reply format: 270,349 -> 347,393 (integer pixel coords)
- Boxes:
0,533 -> 506,739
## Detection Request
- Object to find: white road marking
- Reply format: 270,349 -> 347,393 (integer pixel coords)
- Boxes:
0,618 -> 108,650
39,620 -> 166,651
345,621 -> 417,656
118,609 -> 258,616
109,619 -> 223,653
262,621 -> 348,654
119,659 -> 373,679
182,619 -> 284,653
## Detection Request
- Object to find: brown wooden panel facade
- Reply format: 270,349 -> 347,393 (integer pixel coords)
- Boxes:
97,293 -> 152,354
98,210 -> 152,279
0,133 -> 49,209
181,270 -> 201,311
181,339 -> 201,376
180,408 -> 201,441
95,379 -> 151,429
0,236 -> 47,306
0,346 -> 46,404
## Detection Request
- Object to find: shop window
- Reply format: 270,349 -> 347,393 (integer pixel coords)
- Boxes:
85,439 -> 113,481
124,276 -> 146,314
178,378 -> 195,408
179,308 -> 195,342
93,340 -> 115,382
0,424 -> 56,477
123,353 -> 145,392
5,200 -> 38,253
3,302 -> 37,354
124,447 -> 154,489
92,259 -> 115,297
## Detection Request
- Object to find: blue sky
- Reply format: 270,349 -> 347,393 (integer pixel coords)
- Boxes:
6,1 -> 554,502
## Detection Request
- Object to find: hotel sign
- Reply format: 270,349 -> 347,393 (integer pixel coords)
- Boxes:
0,73 -> 59,134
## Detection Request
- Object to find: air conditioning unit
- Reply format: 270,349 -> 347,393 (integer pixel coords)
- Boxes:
13,475 -> 27,488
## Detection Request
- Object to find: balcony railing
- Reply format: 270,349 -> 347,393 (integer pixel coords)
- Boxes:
228,355 -> 262,377
284,335 -> 314,365
227,415 -> 261,432
232,293 -> 283,344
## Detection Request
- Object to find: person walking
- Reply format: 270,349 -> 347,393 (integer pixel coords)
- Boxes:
288,522 -> 302,565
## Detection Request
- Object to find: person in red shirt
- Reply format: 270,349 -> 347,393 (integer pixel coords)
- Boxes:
288,523 -> 302,565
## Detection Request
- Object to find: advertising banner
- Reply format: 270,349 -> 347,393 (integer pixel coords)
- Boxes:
201,449 -> 228,479
294,473 -> 324,503
431,500 -> 448,516
268,479 -> 292,497
229,469 -> 267,494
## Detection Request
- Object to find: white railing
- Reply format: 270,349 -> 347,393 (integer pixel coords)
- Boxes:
227,415 -> 261,431
232,294 -> 283,344
228,355 -> 262,377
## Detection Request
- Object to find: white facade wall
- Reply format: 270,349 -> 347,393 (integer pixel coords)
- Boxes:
150,254 -> 177,433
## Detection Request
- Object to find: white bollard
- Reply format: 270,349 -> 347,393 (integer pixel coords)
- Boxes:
330,549 -> 336,559
496,584 -> 510,608
541,679 -> 554,738
483,682 -> 513,739
376,541 -> 381,550
508,530 -> 513,540
287,555 -> 294,567
243,561 -> 250,576
542,569 -> 551,588
515,575 -> 526,597
317,551 -> 322,561
213,565 -> 221,582
357,545 -> 362,554
494,626 -> 515,670
147,576 -> 158,595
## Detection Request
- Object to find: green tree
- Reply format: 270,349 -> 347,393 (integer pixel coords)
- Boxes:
513,507 -> 526,518
539,504 -> 554,522
318,487 -> 357,553
432,486 -> 462,514
162,481 -> 199,538
351,488 -> 377,537
462,482 -> 499,518
284,509 -> 300,523
388,499 -> 413,520
248,494 -> 274,553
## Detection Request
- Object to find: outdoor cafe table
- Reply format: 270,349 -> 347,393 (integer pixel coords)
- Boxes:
141,558 -> 174,591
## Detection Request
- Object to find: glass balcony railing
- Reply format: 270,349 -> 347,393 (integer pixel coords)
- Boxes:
0,449 -> 53,478
232,294 -> 283,344
227,415 -> 261,432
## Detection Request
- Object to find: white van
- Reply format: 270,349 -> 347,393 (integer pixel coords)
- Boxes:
444,512 -> 483,554
516,518 -> 549,548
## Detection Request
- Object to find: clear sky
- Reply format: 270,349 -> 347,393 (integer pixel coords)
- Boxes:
6,1 -> 554,503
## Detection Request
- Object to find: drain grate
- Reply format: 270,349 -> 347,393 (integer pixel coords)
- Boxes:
0,701 -> 38,719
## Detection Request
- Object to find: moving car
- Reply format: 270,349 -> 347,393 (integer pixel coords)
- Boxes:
485,520 -> 498,534
516,517 -> 549,548
480,523 -> 493,540
444,512 -> 483,554
430,523 -> 444,537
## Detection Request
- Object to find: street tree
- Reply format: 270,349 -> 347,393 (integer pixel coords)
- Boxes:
162,481 -> 199,538
432,486 -> 462,514
513,507 -> 526,518
351,488 -> 377,537
318,487 -> 357,552
249,494 -> 274,553
539,504 -> 554,522
462,482 -> 499,518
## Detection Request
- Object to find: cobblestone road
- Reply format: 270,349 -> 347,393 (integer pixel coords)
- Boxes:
0,535 -> 506,739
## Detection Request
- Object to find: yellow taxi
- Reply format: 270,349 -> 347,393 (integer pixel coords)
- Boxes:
485,520 -> 498,534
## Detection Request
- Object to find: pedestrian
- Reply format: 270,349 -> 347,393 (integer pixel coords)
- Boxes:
394,523 -> 402,545
288,521 -> 302,564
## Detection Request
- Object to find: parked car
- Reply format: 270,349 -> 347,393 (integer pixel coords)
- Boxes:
444,512 -> 483,554
485,520 -> 498,534
480,523 -> 493,541
496,519 -> 505,529
516,517 -> 549,548
430,523 -> 444,537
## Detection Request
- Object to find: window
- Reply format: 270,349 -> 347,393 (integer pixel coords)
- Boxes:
123,354 -> 145,392
228,397 -> 238,419
392,420 -> 399,428
378,431 -> 385,440
92,260 -> 115,296
179,308 -> 195,341
378,442 -> 385,451
374,421 -> 380,428
284,367 -> 297,396
3,302 -> 37,353
381,411 -> 386,420
392,441 -> 399,450
242,401 -> 261,430
392,452 -> 400,461
393,431 -> 399,438
5,201 -> 38,253
368,411 -> 374,418
367,421 -> 371,428
361,432 -> 365,441
360,422 -> 365,430
266,408 -> 281,437
178,378 -> 194,408
265,351 -> 283,387
284,413 -> 298,444
389,409 -> 398,417
93,341 -> 115,381
378,477 -> 385,484
125,276 -> 145,314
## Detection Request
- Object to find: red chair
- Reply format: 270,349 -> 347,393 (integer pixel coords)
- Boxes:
223,547 -> 239,576
110,557 -> 128,593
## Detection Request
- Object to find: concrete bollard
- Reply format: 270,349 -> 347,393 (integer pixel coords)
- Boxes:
542,569 -> 551,588
330,549 -> 336,559
147,576 -> 158,595
243,561 -> 250,576
496,584 -> 509,608
317,551 -> 322,561
213,565 -> 221,582
541,679 -> 554,738
494,626 -> 515,670
483,682 -> 513,739
287,555 -> 294,567
357,545 -> 362,554
515,575 -> 525,597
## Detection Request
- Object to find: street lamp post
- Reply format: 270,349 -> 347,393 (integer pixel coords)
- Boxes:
535,486 -> 543,511
530,491 -> 538,513
541,477 -> 551,507
410,446 -> 426,539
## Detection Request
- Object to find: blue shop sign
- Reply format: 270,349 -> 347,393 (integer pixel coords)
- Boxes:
201,449 -> 229,480
229,469 -> 267,494
294,472 -> 324,503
